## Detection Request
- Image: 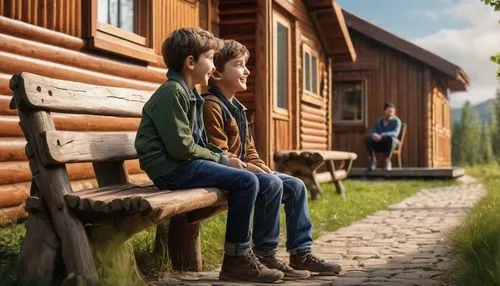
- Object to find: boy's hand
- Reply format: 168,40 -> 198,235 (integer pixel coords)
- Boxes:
261,165 -> 273,173
372,133 -> 382,141
228,158 -> 247,169
247,163 -> 266,173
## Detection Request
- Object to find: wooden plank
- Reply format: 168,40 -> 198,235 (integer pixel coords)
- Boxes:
14,73 -> 154,117
348,167 -> 464,179
42,130 -> 137,164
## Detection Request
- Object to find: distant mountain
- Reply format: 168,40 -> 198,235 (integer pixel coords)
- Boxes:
452,99 -> 495,124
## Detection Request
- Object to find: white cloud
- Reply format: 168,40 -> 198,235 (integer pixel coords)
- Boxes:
412,0 -> 500,108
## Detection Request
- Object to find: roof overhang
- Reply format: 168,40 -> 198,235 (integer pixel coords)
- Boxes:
306,0 -> 357,62
343,10 -> 470,92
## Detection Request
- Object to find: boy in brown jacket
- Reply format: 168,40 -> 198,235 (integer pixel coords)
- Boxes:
203,40 -> 343,279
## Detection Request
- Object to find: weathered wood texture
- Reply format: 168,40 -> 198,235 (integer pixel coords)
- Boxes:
0,0 -> 203,219
274,149 -> 357,199
333,31 -> 453,168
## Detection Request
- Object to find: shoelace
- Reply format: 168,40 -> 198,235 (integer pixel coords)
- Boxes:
245,252 -> 264,271
267,255 -> 293,271
305,252 -> 325,264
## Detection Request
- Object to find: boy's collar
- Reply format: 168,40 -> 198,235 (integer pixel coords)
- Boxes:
208,86 -> 247,111
167,70 -> 195,96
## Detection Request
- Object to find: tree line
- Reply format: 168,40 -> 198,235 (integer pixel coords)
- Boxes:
452,88 -> 500,165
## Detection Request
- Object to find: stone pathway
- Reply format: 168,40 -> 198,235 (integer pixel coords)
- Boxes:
159,176 -> 485,286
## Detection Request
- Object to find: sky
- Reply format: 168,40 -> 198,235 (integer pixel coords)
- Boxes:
337,0 -> 500,108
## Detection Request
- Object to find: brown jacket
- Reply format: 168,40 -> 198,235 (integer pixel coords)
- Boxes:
203,96 -> 268,169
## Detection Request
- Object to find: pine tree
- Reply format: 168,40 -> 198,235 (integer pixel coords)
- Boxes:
452,121 -> 462,165
480,123 -> 494,163
492,88 -> 500,157
460,101 -> 482,165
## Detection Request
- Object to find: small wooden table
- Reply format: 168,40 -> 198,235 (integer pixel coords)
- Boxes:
274,150 -> 358,199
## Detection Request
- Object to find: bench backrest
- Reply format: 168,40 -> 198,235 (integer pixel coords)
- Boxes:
11,72 -> 152,166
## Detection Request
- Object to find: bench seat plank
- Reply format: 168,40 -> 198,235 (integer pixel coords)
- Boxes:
65,185 -> 227,223
275,149 -> 358,161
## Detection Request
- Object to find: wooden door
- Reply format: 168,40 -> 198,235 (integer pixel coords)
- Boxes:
271,10 -> 292,154
431,88 -> 452,167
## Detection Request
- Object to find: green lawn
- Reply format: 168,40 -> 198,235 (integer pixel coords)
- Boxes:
0,179 -> 453,284
448,163 -> 500,286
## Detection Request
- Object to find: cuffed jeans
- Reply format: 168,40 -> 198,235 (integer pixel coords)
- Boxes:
152,159 -> 282,256
253,172 -> 313,256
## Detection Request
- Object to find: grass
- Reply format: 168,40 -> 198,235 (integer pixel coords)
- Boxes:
448,163 -> 500,286
0,179 -> 453,284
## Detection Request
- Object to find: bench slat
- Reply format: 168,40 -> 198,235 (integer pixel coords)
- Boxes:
275,150 -> 358,161
14,73 -> 152,117
64,186 -> 227,223
42,130 -> 137,164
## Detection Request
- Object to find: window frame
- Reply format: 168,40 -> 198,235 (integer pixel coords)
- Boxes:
302,43 -> 320,97
86,0 -> 158,63
272,12 -> 292,116
332,77 -> 368,131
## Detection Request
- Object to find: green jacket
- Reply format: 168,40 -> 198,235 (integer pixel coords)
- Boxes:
135,70 -> 229,180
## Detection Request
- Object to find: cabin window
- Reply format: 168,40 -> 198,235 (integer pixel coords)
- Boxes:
273,14 -> 291,113
87,0 -> 157,63
333,80 -> 366,123
303,45 -> 319,96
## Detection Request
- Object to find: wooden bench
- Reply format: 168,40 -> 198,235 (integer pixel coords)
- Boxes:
274,150 -> 357,199
9,72 -> 228,284
393,122 -> 407,168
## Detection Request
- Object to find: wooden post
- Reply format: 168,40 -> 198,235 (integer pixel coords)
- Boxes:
17,182 -> 64,285
326,160 -> 345,195
167,213 -> 203,272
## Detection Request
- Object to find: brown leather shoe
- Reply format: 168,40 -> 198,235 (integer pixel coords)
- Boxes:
219,251 -> 284,283
290,252 -> 342,276
257,254 -> 310,280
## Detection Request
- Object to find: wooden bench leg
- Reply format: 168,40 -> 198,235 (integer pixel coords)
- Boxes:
334,180 -> 346,196
17,183 -> 64,285
167,214 -> 203,272
302,173 -> 321,200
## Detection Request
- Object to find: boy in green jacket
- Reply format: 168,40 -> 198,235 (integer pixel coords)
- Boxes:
134,28 -> 284,283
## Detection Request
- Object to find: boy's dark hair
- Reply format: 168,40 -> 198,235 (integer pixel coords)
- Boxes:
384,102 -> 396,110
213,39 -> 250,72
161,27 -> 223,73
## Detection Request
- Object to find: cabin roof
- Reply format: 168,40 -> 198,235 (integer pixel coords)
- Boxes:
305,0 -> 357,62
342,9 -> 470,92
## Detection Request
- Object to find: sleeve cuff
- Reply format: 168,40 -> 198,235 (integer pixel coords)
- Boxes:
218,154 -> 229,165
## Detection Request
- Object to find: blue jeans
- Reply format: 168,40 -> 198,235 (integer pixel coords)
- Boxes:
253,172 -> 313,256
152,159 -> 282,256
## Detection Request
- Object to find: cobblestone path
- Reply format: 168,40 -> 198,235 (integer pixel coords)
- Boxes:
160,176 -> 485,286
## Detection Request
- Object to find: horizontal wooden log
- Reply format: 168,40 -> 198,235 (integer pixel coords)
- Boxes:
0,33 -> 166,83
0,114 -> 140,136
301,111 -> 327,124
0,73 -> 11,94
315,170 -> 347,183
301,118 -> 327,130
300,126 -> 328,137
0,16 -> 85,51
301,142 -> 328,150
301,104 -> 327,117
0,94 -> 17,115
13,73 -> 153,117
1,52 -> 158,92
0,183 -> 29,208
0,203 -> 27,225
0,137 -> 27,161
42,130 -> 137,164
0,160 -> 143,185
301,134 -> 328,144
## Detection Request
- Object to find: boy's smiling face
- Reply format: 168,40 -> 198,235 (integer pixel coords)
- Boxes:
215,55 -> 250,93
191,49 -> 216,86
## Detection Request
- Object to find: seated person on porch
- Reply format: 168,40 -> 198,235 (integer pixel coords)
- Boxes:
366,103 -> 401,171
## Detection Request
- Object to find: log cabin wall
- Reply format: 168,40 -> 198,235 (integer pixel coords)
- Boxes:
430,79 -> 452,167
0,0 -> 204,224
333,31 -> 427,168
272,0 -> 331,154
